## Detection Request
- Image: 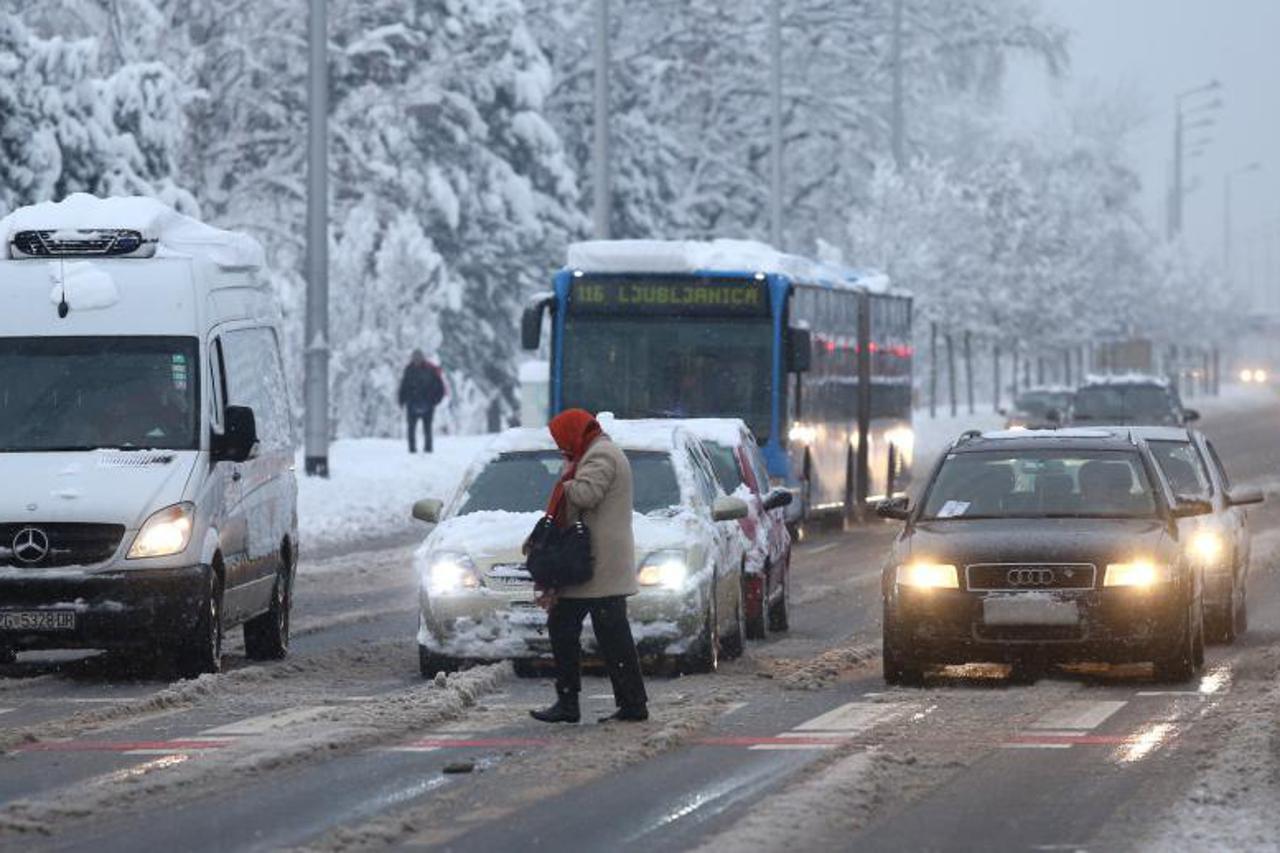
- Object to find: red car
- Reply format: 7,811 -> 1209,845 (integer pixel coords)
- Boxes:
684,419 -> 794,638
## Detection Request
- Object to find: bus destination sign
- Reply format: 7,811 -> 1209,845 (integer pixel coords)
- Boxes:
569,277 -> 770,317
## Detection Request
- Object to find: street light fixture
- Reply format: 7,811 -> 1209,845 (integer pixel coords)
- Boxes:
1224,161 -> 1263,278
1169,79 -> 1225,239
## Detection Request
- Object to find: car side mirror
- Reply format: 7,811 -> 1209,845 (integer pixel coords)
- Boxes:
876,496 -> 911,521
712,495 -> 749,522
787,327 -> 812,373
1227,487 -> 1264,507
521,302 -> 545,351
1182,409 -> 1200,424
213,405 -> 258,463
412,498 -> 444,523
762,488 -> 793,511
1172,496 -> 1213,518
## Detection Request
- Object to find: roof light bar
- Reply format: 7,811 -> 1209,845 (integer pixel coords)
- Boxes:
9,229 -> 156,259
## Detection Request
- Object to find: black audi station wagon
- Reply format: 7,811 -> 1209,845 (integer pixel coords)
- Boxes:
876,429 -> 1212,685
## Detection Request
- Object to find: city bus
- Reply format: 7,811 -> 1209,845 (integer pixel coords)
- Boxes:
522,240 -> 913,523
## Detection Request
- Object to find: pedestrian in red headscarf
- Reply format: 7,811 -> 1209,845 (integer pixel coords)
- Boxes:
530,409 -> 648,724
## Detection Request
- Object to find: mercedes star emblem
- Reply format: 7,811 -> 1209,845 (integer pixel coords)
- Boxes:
12,527 -> 51,564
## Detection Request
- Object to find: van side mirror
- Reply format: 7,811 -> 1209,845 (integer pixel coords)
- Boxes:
876,496 -> 911,521
522,299 -> 550,351
762,488 -> 793,511
1172,496 -> 1213,518
213,405 -> 258,463
712,495 -> 749,522
1227,487 -> 1264,507
412,498 -> 444,523
787,327 -> 812,373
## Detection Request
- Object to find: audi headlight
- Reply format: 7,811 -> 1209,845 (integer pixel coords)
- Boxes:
127,503 -> 195,559
1104,560 -> 1172,588
423,551 -> 480,595
637,549 -> 688,590
1189,531 -> 1224,565
896,562 -> 959,589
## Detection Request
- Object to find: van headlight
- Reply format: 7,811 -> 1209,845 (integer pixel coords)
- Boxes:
637,550 -> 688,590
1104,560 -> 1172,587
127,503 -> 195,559
896,562 -> 959,589
422,552 -> 481,595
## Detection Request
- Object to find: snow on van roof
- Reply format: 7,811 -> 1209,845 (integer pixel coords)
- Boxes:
0,194 -> 265,269
566,239 -> 890,292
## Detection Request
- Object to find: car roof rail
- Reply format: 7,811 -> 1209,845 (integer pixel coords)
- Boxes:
953,429 -> 984,447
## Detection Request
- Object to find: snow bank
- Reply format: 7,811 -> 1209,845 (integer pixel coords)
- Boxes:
296,435 -> 490,553
566,239 -> 891,292
0,194 -> 265,269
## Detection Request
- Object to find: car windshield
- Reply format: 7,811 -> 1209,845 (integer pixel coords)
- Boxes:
457,449 -> 683,516
0,336 -> 200,452
921,448 -> 1159,519
1015,391 -> 1072,416
703,442 -> 743,492
1148,439 -> 1212,500
1072,385 -> 1178,425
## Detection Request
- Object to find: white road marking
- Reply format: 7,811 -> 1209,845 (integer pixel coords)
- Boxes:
1020,729 -> 1089,739
792,701 -> 911,733
720,702 -> 749,716
1134,691 -> 1200,697
1001,743 -> 1073,750
748,743 -> 836,751
65,698 -> 126,704
802,543 -> 840,556
1029,700 -> 1126,731
0,708 -> 12,716
198,705 -> 331,737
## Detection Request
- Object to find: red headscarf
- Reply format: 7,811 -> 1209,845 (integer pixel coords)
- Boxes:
545,409 -> 604,527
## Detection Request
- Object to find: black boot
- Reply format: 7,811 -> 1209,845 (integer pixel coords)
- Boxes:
598,705 -> 648,723
530,691 -> 580,724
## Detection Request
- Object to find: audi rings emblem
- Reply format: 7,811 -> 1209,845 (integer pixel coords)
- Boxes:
12,527 -> 50,564
1006,567 -> 1055,587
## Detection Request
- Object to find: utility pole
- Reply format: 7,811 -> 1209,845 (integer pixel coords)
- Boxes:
1168,80 -> 1222,240
303,0 -> 330,478
769,0 -> 783,249
890,0 -> 905,169
592,0 -> 611,239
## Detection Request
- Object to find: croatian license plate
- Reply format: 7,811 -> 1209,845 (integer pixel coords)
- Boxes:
982,597 -> 1079,626
0,611 -> 77,631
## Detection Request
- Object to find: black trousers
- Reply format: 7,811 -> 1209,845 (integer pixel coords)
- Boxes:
548,596 -> 648,709
407,406 -> 434,453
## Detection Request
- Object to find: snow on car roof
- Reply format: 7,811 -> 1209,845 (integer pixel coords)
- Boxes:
482,417 -> 688,456
976,427 -> 1120,441
566,239 -> 891,293
1106,425 -> 1191,441
673,417 -> 751,448
1079,373 -> 1170,388
0,194 -> 266,269
1016,385 -> 1075,395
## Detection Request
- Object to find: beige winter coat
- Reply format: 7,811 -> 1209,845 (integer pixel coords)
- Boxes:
559,436 -> 638,599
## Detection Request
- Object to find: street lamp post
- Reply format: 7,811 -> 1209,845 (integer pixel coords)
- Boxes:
303,0 -> 330,478
1224,162 -> 1263,280
1168,81 -> 1222,240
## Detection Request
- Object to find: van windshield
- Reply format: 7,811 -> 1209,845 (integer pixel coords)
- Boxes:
0,336 -> 200,452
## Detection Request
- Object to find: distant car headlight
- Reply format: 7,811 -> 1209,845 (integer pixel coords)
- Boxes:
637,549 -> 688,590
1104,559 -> 1172,587
128,502 -> 195,559
1240,369 -> 1254,383
422,551 -> 480,594
1255,369 -> 1268,384
896,562 -> 959,589
1189,530 -> 1224,565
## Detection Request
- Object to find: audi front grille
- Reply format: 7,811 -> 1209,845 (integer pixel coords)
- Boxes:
965,563 -> 1097,592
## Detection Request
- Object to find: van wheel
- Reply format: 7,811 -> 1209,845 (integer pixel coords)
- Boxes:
176,569 -> 223,679
419,644 -> 459,679
244,571 -> 291,660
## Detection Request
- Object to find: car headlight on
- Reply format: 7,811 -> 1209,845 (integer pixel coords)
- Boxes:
1189,530 -> 1224,565
637,549 -> 688,590
1104,559 -> 1172,587
896,562 -> 959,589
422,551 -> 480,594
127,503 -> 195,559
1256,369 -> 1269,384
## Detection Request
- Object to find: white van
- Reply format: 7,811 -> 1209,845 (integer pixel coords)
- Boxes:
0,195 -> 298,676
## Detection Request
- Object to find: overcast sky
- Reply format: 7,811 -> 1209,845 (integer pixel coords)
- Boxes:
1007,0 -> 1280,291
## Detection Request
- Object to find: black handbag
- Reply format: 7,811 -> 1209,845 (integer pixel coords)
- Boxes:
525,516 -> 594,590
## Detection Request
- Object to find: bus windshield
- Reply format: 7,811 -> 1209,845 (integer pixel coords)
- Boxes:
561,316 -> 774,439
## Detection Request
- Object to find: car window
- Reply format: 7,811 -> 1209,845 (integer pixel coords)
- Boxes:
685,443 -> 721,506
221,327 -> 294,450
457,449 -> 682,516
749,445 -> 772,495
921,449 -> 1158,519
1204,440 -> 1232,490
1148,440 -> 1212,499
1073,385 -> 1179,425
704,442 -> 744,493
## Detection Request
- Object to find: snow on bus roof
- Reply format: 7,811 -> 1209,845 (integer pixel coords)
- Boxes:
566,239 -> 891,292
0,194 -> 265,269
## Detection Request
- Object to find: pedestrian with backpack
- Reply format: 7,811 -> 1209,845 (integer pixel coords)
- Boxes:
398,349 -> 446,453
